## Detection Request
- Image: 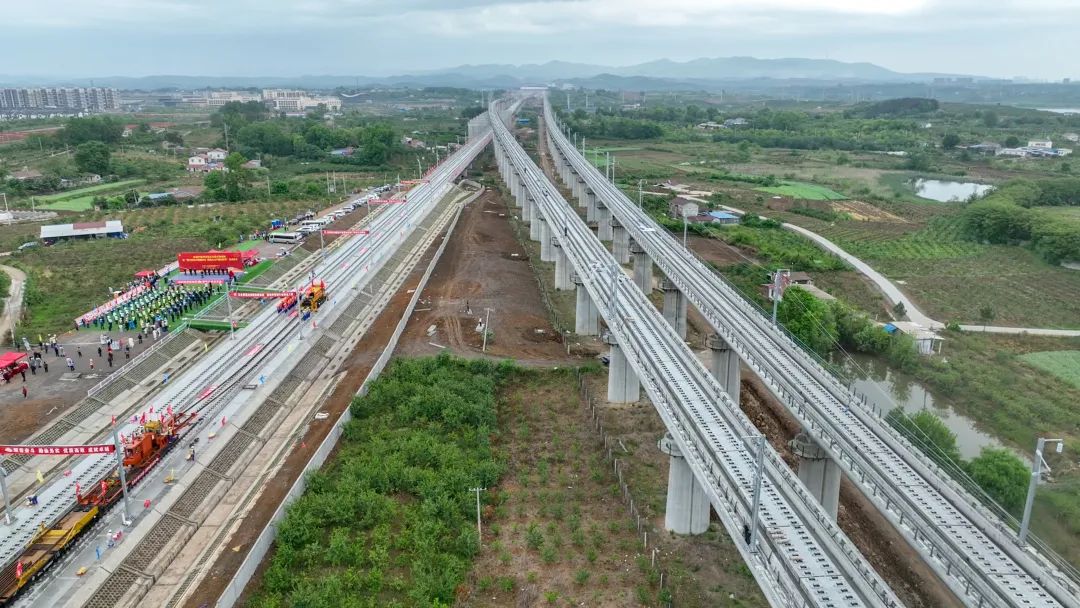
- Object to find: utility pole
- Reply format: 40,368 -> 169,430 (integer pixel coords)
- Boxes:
113,428 -> 131,525
482,307 -> 494,352
610,263 -> 620,327
606,152 -> 611,181
469,487 -> 485,548
770,269 -> 789,326
638,179 -> 644,209
0,193 -> 7,213
416,157 -> 422,180
748,434 -> 766,553
223,122 -> 230,152
1019,437 -> 1064,546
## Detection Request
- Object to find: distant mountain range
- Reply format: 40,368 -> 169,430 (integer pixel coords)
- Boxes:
0,56 -> 980,90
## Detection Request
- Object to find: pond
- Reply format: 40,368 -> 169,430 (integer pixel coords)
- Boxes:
913,178 -> 994,203
836,353 -> 1002,459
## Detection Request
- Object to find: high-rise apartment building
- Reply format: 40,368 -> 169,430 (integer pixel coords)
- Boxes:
0,87 -> 119,111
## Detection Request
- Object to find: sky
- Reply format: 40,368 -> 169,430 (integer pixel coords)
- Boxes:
3,0 -> 1079,80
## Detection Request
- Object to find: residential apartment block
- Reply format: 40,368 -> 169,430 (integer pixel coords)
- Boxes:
0,87 -> 119,111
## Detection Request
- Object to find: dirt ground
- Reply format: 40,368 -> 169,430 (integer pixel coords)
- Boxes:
459,370 -> 670,607
188,213 -> 451,608
0,329 -> 190,444
396,189 -> 575,365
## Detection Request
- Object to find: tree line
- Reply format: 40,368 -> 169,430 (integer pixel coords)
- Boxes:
961,178 -> 1080,264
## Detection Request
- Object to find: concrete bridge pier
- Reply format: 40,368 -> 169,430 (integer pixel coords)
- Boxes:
586,190 -> 598,223
522,193 -> 534,224
553,242 -> 574,290
661,278 -> 688,339
790,432 -> 841,521
574,274 -> 600,335
597,203 -> 613,241
576,178 -> 590,208
605,333 -> 641,403
631,241 -> 653,293
529,207 -> 542,241
539,217 -> 554,262
612,220 -> 630,264
514,179 -> 526,209
658,433 -> 711,535
706,333 -> 740,405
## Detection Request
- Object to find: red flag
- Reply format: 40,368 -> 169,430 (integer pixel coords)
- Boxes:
166,404 -> 172,416
221,416 -> 227,427
143,499 -> 151,509
140,412 -> 146,425
75,482 -> 81,497
15,561 -> 22,579
110,415 -> 116,426
149,405 -> 154,414
63,470 -> 71,477
100,480 -> 108,496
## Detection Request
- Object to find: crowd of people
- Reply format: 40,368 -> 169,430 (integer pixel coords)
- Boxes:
76,282 -> 217,333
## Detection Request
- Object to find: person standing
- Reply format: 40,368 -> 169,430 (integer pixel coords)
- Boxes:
77,346 -> 82,358
42,359 -> 48,373
66,357 -> 75,372
21,386 -> 27,399
88,358 -> 94,370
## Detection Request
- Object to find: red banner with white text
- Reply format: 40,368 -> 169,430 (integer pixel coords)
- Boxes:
0,444 -> 116,456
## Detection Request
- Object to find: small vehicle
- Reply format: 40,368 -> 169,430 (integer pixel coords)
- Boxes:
16,242 -> 37,251
300,280 -> 327,312
0,353 -> 28,382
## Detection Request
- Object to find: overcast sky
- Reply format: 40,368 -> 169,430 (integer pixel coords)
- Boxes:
4,0 -> 1078,79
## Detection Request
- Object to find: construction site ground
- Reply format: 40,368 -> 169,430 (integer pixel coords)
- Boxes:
396,188 -> 576,365
0,329 -> 177,444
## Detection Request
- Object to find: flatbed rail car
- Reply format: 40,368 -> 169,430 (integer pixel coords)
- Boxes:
0,413 -> 196,604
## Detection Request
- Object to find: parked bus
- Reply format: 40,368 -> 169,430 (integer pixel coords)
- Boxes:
268,232 -> 303,244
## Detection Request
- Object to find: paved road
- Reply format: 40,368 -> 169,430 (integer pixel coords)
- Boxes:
0,264 -> 26,343
678,194 -> 1080,337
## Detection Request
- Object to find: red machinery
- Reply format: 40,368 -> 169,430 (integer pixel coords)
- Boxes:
0,353 -> 28,383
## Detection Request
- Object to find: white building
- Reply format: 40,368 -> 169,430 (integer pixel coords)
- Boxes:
261,89 -> 341,114
206,148 -> 228,161
187,155 -> 208,172
1028,139 -> 1054,149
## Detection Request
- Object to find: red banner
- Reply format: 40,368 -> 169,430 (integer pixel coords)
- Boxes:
369,198 -> 406,205
229,291 -> 294,299
0,444 -> 116,456
321,230 -> 370,236
174,278 -> 229,284
178,251 -> 243,271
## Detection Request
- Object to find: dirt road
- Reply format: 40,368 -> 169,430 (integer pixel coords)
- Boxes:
0,265 -> 25,344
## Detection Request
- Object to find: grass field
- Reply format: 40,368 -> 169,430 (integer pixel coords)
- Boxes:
757,181 -> 847,200
37,179 -> 145,202
1018,351 -> 1080,389
39,192 -> 148,212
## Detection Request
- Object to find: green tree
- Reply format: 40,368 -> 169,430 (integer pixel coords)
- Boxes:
982,111 -> 999,128
942,133 -> 960,149
888,409 -> 961,467
74,141 -> 111,175
978,306 -> 996,329
967,448 -> 1030,512
222,152 -> 250,202
1004,135 -> 1021,148
777,286 -> 838,356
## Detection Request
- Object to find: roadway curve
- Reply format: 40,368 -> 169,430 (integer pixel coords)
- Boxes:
681,195 -> 1080,337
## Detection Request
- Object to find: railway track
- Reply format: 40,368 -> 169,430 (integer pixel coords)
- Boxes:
491,100 -> 898,607
542,95 -> 1080,608
0,124 -> 493,608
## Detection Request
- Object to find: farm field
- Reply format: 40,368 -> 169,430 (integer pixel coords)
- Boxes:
757,181 -> 847,200
245,356 -> 507,607
1018,350 -> 1080,389
460,367 -> 763,608
36,179 -> 145,201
